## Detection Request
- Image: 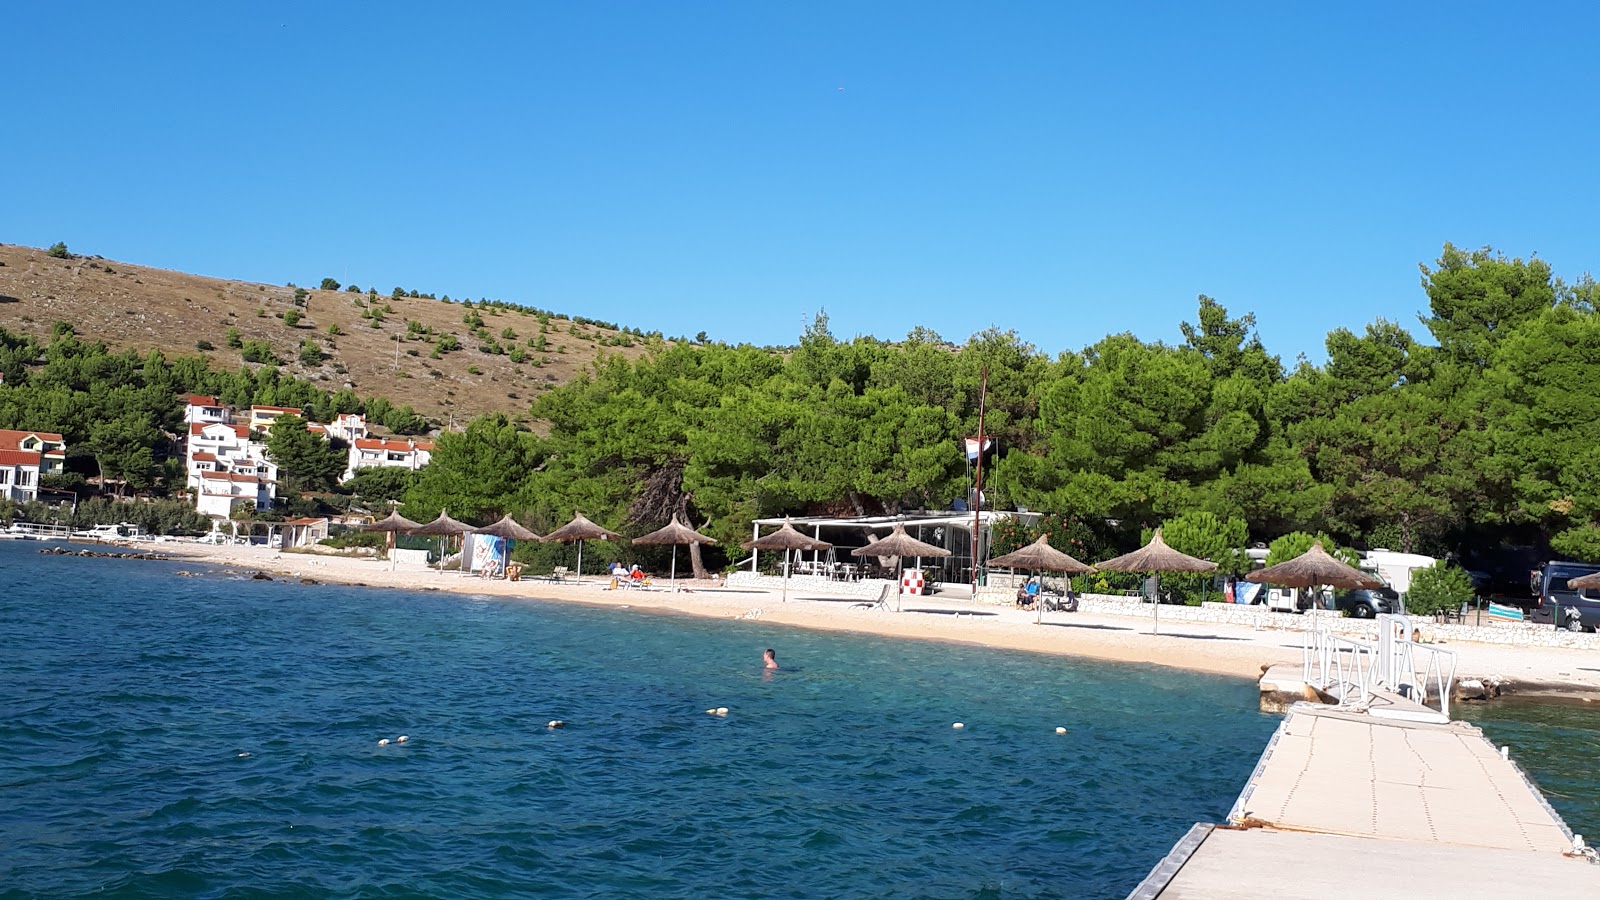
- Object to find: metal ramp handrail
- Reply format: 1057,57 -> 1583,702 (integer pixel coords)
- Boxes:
1302,623 -> 1376,706
1302,615 -> 1458,718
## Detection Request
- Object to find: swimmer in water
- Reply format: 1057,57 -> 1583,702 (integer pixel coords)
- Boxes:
763,648 -> 779,670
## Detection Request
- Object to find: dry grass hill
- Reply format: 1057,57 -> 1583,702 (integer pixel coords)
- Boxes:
0,242 -> 661,425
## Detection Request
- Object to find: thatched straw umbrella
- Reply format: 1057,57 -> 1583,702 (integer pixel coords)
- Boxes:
470,514 -> 544,578
1568,571 -> 1600,590
632,514 -> 718,591
989,534 -> 1094,623
543,512 -> 623,583
1094,528 -> 1217,635
361,509 -> 422,570
851,523 -> 952,612
1245,540 -> 1379,612
411,509 -> 476,574
742,519 -> 832,603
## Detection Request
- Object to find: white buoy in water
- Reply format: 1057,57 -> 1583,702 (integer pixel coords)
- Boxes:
237,752 -> 251,758
952,722 -> 965,730
396,735 -> 409,743
1055,727 -> 1067,735
377,738 -> 390,746
715,707 -> 729,716
705,708 -> 717,715
547,720 -> 565,728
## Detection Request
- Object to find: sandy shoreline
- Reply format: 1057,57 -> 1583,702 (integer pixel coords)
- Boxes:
103,542 -> 1600,700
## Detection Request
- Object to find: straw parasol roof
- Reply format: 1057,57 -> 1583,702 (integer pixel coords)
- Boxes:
361,510 -> 422,534
1094,528 -> 1217,574
989,534 -> 1093,574
990,533 -> 1094,624
471,514 -> 543,542
1568,571 -> 1600,590
544,512 -> 623,544
543,512 -> 623,583
850,523 -> 950,613
1245,540 -> 1380,590
410,509 -> 475,536
741,519 -> 832,553
633,515 -> 718,591
633,515 -> 718,547
1095,528 -> 1217,636
851,523 -> 951,561
741,519 -> 832,603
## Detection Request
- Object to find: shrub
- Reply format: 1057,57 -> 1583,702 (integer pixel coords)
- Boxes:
345,284 -> 361,293
283,309 -> 302,327
327,323 -> 341,336
241,340 -> 280,365
1408,562 -> 1474,612
195,339 -> 215,351
46,242 -> 70,259
299,340 -> 323,366
225,327 -> 243,349
467,365 -> 482,375
320,278 -> 341,291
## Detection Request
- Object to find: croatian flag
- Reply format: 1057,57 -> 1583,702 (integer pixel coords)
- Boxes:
963,437 -> 992,461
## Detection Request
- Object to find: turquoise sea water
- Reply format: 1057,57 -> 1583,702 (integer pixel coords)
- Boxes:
3,541 -> 1271,897
1456,701 -> 1600,840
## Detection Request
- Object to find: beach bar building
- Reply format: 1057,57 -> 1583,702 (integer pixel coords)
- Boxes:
748,510 -> 1035,585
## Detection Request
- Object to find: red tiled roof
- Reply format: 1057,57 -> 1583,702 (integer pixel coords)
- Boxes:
190,422 -> 251,438
191,451 -> 219,462
250,405 -> 303,415
0,429 -> 66,449
0,449 -> 43,467
355,438 -> 433,452
185,395 -> 220,407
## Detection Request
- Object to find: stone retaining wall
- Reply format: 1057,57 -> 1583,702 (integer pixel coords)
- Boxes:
725,571 -> 892,599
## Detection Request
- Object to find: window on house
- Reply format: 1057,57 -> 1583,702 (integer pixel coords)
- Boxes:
18,471 -> 33,486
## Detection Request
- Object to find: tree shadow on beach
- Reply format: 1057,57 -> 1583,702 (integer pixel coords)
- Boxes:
1039,621 -> 1132,631
903,608 -> 999,617
1158,633 -> 1250,641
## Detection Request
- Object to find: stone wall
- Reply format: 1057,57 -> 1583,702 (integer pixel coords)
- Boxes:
725,571 -> 892,599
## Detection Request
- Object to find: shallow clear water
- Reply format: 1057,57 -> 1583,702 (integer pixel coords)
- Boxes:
1455,701 -> 1600,840
0,542 -> 1283,897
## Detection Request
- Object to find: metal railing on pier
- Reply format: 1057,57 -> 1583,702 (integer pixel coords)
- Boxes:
1302,614 -> 1458,719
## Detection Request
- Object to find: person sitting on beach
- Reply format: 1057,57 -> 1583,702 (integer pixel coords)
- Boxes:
763,648 -> 779,670
629,564 -> 646,586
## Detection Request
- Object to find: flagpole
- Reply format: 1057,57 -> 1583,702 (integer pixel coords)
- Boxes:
971,367 -> 988,597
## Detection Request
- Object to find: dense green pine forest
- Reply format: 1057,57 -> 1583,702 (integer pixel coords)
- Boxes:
5,243 -> 1600,581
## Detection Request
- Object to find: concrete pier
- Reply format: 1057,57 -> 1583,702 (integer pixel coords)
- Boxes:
1131,702 -> 1597,898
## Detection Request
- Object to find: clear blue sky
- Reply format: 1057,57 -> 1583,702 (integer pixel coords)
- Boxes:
6,2 -> 1598,362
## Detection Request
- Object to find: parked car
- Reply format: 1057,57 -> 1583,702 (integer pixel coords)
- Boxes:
1529,561 -> 1600,628
1331,587 -> 1399,619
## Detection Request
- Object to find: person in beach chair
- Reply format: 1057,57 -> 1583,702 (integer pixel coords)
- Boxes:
627,564 -> 650,589
1016,578 -> 1039,608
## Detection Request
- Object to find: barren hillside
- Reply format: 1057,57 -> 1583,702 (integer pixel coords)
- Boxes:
0,243 -> 659,425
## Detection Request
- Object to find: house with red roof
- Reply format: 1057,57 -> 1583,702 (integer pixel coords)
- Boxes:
344,437 -> 433,482
0,429 -> 67,502
186,422 -> 278,519
183,395 -> 232,426
248,405 -> 306,433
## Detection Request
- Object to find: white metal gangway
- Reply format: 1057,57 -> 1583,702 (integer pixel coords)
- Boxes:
1302,614 -> 1458,720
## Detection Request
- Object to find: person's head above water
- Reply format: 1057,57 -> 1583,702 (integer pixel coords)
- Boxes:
763,648 -> 778,669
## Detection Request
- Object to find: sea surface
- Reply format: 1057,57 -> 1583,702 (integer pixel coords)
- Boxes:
4,540 -> 1583,898
1456,699 -> 1600,842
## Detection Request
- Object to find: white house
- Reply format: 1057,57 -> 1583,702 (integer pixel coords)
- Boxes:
248,405 -> 305,433
344,437 -> 433,482
186,422 -> 278,518
324,413 -> 369,443
0,429 -> 67,502
183,395 -> 232,426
